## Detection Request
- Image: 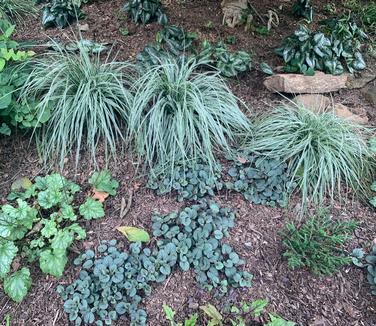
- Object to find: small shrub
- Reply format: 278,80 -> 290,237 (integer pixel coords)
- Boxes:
123,0 -> 167,25
226,153 -> 292,207
127,57 -> 250,180
0,0 -> 37,23
248,105 -> 373,207
20,43 -> 135,168
282,210 -> 357,275
148,162 -> 223,202
0,173 -> 109,302
292,0 -> 313,22
156,24 -> 197,55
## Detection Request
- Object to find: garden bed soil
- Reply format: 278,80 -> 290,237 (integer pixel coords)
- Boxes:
1,0 -> 376,325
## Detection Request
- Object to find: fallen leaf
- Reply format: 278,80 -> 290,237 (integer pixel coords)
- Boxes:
117,226 -> 150,242
238,156 -> 248,164
11,177 -> 32,191
92,189 -> 109,203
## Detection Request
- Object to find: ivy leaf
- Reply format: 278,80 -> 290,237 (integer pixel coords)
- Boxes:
39,249 -> 68,277
88,170 -> 119,196
117,226 -> 150,243
4,267 -> 32,303
0,240 -> 18,278
79,198 -> 105,220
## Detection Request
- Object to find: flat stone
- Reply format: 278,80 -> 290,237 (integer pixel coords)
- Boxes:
264,71 -> 348,93
293,94 -> 330,113
361,85 -> 376,107
334,103 -> 369,124
347,73 -> 376,89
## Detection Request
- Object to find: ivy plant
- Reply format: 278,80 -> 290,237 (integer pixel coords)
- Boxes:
148,162 -> 223,202
276,16 -> 367,75
226,153 -> 292,207
123,0 -> 167,25
197,41 -> 251,77
0,173 -> 109,302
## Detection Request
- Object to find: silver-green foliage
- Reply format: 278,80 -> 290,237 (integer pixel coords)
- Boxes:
152,200 -> 253,292
0,0 -> 37,23
127,57 -> 250,179
226,153 -> 291,207
148,162 -> 223,201
248,105 -> 373,207
352,246 -> 376,295
20,43 -> 135,168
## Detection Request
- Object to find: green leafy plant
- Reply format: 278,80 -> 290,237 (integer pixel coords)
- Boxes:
20,42 -> 135,168
89,170 -> 119,196
226,153 -> 292,207
152,200 -> 253,293
360,3 -> 376,35
156,25 -> 197,55
352,246 -> 376,295
148,162 -> 223,202
0,173 -> 109,302
292,0 -> 313,22
0,0 -> 37,23
276,17 -> 367,75
282,210 -> 357,275
247,105 -> 373,207
123,0 -> 167,25
163,304 -> 198,326
41,0 -> 85,28
136,42 -> 172,69
0,19 -> 41,135
197,41 -> 251,77
126,56 -> 250,181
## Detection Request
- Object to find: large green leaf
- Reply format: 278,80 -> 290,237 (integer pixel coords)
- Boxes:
117,226 -> 150,243
79,198 -> 105,220
39,249 -> 68,278
88,170 -> 119,196
0,240 -> 17,278
4,267 -> 32,303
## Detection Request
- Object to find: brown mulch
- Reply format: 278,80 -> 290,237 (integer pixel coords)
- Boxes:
1,0 -> 376,325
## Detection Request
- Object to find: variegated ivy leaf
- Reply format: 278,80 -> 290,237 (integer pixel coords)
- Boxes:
0,240 -> 18,278
79,198 -> 105,220
4,267 -> 32,303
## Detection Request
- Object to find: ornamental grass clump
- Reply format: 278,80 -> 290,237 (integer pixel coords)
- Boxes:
0,0 -> 37,23
127,57 -> 251,179
247,105 -> 374,206
20,43 -> 135,168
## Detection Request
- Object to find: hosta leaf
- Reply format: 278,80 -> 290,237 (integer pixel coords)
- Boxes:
0,240 -> 18,278
39,249 -> 68,277
4,267 -> 32,303
117,226 -> 150,243
79,198 -> 105,220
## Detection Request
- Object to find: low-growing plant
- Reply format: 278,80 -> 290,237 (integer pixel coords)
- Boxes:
282,210 -> 357,275
197,41 -> 252,77
247,105 -> 373,207
156,24 -> 197,55
352,246 -> 376,295
123,0 -> 167,25
360,3 -> 376,34
136,42 -> 172,69
41,0 -> 85,28
59,200 -> 252,325
163,304 -> 198,326
226,152 -> 292,207
20,42 -> 135,168
0,173 -> 109,302
0,0 -> 37,23
127,56 -> 250,181
148,162 -> 223,201
292,0 -> 313,22
276,17 -> 367,75
152,200 -> 253,292
369,138 -> 376,208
